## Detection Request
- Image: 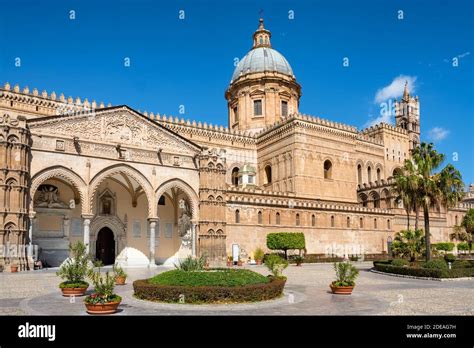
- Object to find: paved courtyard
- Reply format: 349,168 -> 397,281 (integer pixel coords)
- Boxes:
0,262 -> 473,315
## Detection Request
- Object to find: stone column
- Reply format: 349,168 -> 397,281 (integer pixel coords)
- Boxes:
82,216 -> 93,254
63,216 -> 70,239
191,223 -> 197,257
148,218 -> 158,267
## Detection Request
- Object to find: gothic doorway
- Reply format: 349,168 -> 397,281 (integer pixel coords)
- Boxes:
96,227 -> 115,265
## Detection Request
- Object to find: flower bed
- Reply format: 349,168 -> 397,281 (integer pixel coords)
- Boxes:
373,260 -> 474,278
133,269 -> 286,304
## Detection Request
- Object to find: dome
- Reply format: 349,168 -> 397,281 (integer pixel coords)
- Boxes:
231,47 -> 294,82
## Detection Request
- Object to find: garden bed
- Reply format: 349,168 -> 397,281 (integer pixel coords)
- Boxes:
133,269 -> 286,304
373,260 -> 474,279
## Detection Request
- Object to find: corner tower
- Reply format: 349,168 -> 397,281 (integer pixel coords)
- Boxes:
225,19 -> 301,132
395,81 -> 420,151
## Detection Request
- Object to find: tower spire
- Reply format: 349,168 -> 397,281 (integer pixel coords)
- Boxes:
252,18 -> 271,48
403,80 -> 409,100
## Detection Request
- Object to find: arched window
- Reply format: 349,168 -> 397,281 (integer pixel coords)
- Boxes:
387,219 -> 391,229
331,215 -> 335,227
264,165 -> 272,184
455,215 -> 458,226
357,164 -> 362,184
235,210 -> 240,223
232,167 -> 239,186
311,214 -> 316,227
258,211 -> 262,224
360,217 -> 364,228
376,168 -> 381,183
276,212 -> 280,225
324,160 -> 332,179
374,218 -> 378,229
259,37 -> 263,44
347,217 -> 350,228
367,166 -> 372,183
296,213 -> 300,226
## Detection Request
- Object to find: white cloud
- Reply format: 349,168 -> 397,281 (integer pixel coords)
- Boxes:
374,75 -> 417,104
363,110 -> 393,128
428,127 -> 450,141
458,51 -> 470,58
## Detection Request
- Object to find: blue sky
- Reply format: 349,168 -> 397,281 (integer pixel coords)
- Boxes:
1,0 -> 473,184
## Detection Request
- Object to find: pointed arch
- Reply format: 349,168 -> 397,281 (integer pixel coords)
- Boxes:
89,164 -> 154,217
155,179 -> 199,220
30,166 -> 87,214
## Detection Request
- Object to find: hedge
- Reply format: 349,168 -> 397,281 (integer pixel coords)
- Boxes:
267,233 -> 305,258
373,263 -> 474,279
133,276 -> 286,303
457,242 -> 471,251
149,269 -> 269,287
433,242 -> 455,251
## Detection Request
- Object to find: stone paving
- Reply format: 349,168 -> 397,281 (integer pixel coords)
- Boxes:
0,262 -> 473,315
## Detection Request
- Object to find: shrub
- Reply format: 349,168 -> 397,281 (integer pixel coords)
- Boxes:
266,232 -> 305,259
58,280 -> 89,289
332,262 -> 359,287
452,260 -> 472,269
133,276 -> 286,303
174,255 -> 207,271
422,259 -> 448,271
457,242 -> 470,251
264,254 -> 288,277
113,263 -> 127,278
444,254 -> 456,263
434,242 -> 455,252
391,259 -> 409,267
149,269 -> 269,287
374,263 -> 445,278
391,229 -> 424,262
85,263 -> 118,304
294,255 -> 304,265
254,248 -> 265,261
56,241 -> 90,288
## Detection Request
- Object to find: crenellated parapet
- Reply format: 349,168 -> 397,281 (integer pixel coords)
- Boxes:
0,82 -> 111,118
362,122 -> 409,136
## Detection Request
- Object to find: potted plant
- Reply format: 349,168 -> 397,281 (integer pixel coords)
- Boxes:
254,248 -> 264,265
330,261 -> 359,295
113,264 -> 127,285
10,263 -> 18,273
56,241 -> 90,297
237,258 -> 243,266
226,256 -> 233,267
294,255 -> 304,266
84,263 -> 121,314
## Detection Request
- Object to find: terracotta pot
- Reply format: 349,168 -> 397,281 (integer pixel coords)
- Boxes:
61,287 -> 88,297
330,283 -> 354,295
85,300 -> 121,314
237,261 -> 243,266
296,263 -> 303,267
10,265 -> 18,273
115,276 -> 126,285
226,261 -> 232,267
256,260 -> 262,265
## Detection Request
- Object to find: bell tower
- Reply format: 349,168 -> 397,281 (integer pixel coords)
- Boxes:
395,81 -> 420,151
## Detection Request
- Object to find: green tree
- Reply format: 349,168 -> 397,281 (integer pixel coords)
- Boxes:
392,163 -> 418,230
411,143 -> 464,261
391,229 -> 424,262
451,208 -> 474,253
266,232 -> 305,259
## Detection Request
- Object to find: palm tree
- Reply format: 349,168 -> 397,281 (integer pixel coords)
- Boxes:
392,161 -> 418,230
391,229 -> 424,262
411,143 -> 464,261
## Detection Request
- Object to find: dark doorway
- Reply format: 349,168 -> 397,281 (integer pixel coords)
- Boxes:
96,227 -> 115,265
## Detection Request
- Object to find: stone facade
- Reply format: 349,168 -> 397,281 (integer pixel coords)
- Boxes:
0,19 -> 471,270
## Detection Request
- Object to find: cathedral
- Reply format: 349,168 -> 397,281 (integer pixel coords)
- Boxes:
0,19 -> 471,270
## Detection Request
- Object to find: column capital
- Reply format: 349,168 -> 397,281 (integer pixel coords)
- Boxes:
147,217 -> 160,223
82,214 -> 94,220
28,212 -> 36,219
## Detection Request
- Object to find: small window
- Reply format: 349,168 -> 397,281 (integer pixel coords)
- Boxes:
233,106 -> 238,123
455,215 -> 458,226
324,160 -> 332,179
360,217 -> 364,228
235,210 -> 240,223
376,168 -> 381,182
387,219 -> 391,229
258,211 -> 262,224
311,214 -> 316,227
254,100 -> 262,116
331,215 -> 335,227
158,195 -> 166,205
265,165 -> 272,184
367,166 -> 372,183
357,164 -> 362,184
346,217 -> 350,228
281,101 -> 288,117
232,167 -> 239,186
374,218 -> 377,229
259,37 -> 263,44
276,212 -> 280,225
296,213 -> 300,226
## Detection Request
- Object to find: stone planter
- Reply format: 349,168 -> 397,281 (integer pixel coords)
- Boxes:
115,276 -> 126,285
85,300 -> 121,314
330,283 -> 354,295
61,287 -> 88,297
